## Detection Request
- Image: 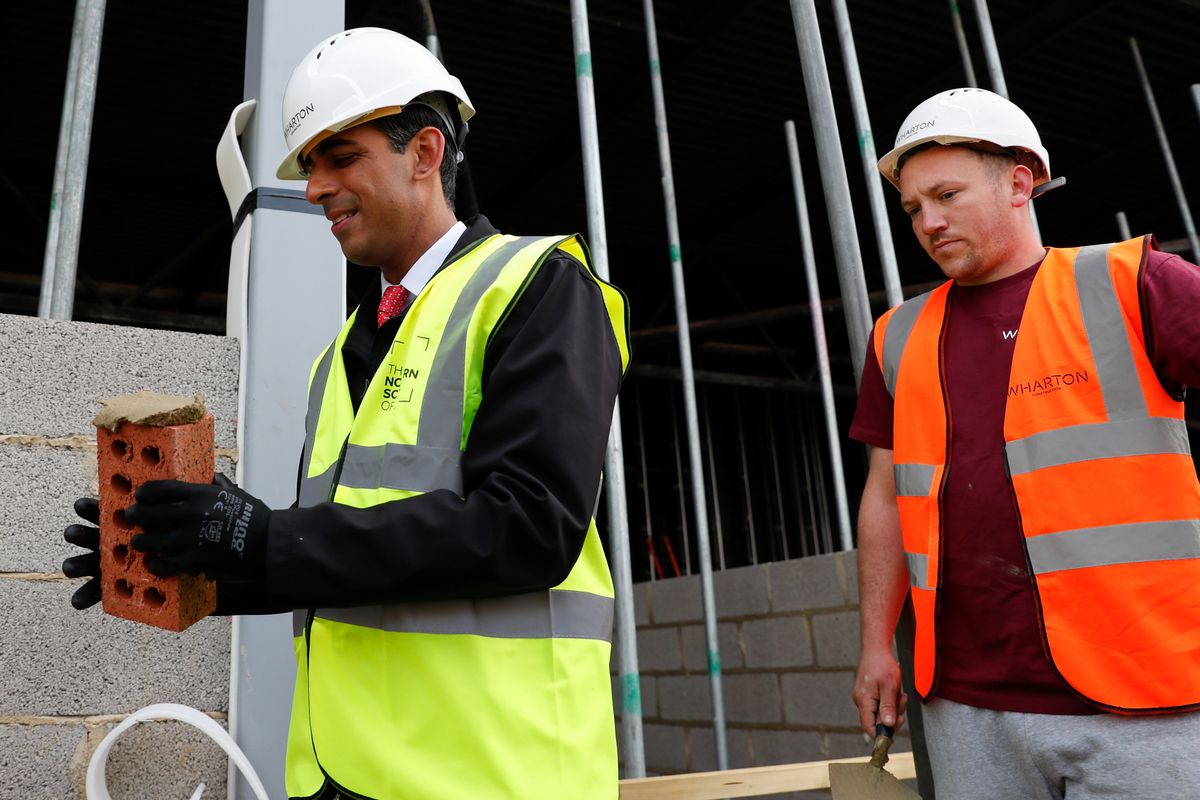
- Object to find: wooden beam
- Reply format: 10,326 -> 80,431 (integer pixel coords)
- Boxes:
618,752 -> 916,799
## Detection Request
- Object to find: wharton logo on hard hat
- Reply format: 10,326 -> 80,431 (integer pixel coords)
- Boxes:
897,119 -> 935,144
285,103 -> 316,138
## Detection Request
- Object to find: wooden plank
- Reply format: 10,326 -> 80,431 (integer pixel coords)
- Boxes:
618,752 -> 916,800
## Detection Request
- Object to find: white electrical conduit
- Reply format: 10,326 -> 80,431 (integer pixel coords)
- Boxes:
86,703 -> 269,800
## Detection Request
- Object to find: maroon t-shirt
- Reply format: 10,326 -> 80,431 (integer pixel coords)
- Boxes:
850,248 -> 1200,714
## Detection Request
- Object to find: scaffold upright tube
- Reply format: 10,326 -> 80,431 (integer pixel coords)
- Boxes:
569,0 -> 646,777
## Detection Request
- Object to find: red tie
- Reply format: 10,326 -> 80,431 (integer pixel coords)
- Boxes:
377,284 -> 411,328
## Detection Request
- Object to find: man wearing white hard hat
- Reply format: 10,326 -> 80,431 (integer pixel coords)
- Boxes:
64,27 -> 627,800
849,88 -> 1200,798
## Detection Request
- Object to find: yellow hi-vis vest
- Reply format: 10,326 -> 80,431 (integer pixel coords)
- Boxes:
285,233 -> 630,800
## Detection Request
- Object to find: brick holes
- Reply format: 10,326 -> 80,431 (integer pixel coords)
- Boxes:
115,579 -> 134,599
111,473 -> 132,495
113,508 -> 132,529
111,439 -> 130,459
140,445 -> 161,466
113,543 -> 129,562
143,587 -> 166,609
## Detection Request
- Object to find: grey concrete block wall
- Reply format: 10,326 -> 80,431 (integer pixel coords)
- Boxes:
0,313 -> 239,798
613,549 -> 911,783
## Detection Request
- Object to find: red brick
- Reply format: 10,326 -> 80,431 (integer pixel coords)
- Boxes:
96,416 -> 216,631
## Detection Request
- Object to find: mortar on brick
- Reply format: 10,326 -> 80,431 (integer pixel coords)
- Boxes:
97,414 -> 216,632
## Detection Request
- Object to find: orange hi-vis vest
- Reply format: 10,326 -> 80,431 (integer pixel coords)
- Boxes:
875,236 -> 1200,713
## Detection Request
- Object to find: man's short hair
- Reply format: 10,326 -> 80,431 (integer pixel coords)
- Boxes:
368,99 -> 459,207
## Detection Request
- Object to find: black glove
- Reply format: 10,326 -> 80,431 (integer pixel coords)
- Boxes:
63,497 -> 102,610
127,474 -> 271,583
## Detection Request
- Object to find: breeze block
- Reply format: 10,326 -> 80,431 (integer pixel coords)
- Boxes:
96,416 -> 216,631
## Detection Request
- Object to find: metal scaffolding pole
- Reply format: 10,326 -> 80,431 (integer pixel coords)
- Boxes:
39,0 -> 88,318
641,0 -> 728,768
787,0 -> 873,382
971,0 -> 1043,241
1131,39 -> 1200,260
569,0 -> 645,777
1193,84 -> 1200,124
784,121 -> 854,552
48,0 -> 107,320
1116,211 -> 1132,241
829,0 -> 902,309
948,0 -> 978,88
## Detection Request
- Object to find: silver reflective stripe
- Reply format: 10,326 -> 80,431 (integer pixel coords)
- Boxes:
1006,416 -> 1191,476
335,236 -> 551,496
1074,244 -> 1147,420
1027,520 -> 1200,575
894,463 -> 936,497
292,609 -> 306,638
881,290 -> 933,396
906,551 -> 930,591
298,344 -> 340,507
338,443 -> 463,496
313,588 -> 614,642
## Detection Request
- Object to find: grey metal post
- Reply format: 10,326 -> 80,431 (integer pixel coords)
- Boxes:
48,0 -> 106,320
641,0 -> 728,767
784,122 -> 854,551
1131,39 -> 1200,260
971,0 -> 1043,241
829,0 -> 903,309
701,392 -> 727,571
39,0 -> 88,318
948,0 -> 978,88
1116,211 -> 1132,241
229,3 -> 347,798
569,0 -> 646,777
1193,84 -> 1200,124
787,0 -> 873,382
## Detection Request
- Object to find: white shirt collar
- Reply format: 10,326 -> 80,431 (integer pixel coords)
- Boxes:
380,220 -> 467,297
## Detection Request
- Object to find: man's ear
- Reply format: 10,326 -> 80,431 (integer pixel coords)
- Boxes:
410,126 -> 446,182
1010,163 -> 1035,208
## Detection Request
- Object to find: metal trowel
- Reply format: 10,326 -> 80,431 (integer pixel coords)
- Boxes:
829,725 -> 922,799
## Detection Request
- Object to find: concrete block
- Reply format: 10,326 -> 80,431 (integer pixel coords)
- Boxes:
769,552 -> 848,611
841,549 -> 859,600
0,578 -> 230,715
648,574 -> 702,624
723,673 -> 782,724
99,419 -> 216,631
812,610 -> 861,667
0,314 -> 240,448
101,719 -> 230,800
823,731 -> 874,759
657,675 -> 712,722
782,671 -> 857,727
713,564 -> 770,618
742,616 -> 814,669
636,627 -> 683,672
689,726 -> 754,772
750,728 -> 825,766
632,580 -> 650,626
0,443 -> 94,572
613,674 -> 658,721
643,723 -> 688,772
681,622 -> 742,671
0,722 -> 87,799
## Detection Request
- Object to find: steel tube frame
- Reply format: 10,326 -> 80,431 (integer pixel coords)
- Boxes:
49,0 -> 107,320
1116,211 -> 1132,241
40,0 -> 88,318
787,0 -> 874,382
948,0 -> 978,87
787,0 -> 873,383
1131,39 -> 1200,259
1193,84 -> 1200,124
971,0 -> 1043,241
569,0 -> 645,776
784,121 -> 854,551
829,0 -> 902,309
641,0 -> 728,767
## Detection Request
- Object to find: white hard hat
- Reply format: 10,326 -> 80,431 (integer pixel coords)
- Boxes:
276,27 -> 476,181
877,88 -> 1050,190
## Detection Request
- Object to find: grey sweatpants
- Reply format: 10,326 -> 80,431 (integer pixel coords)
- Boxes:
922,698 -> 1200,799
